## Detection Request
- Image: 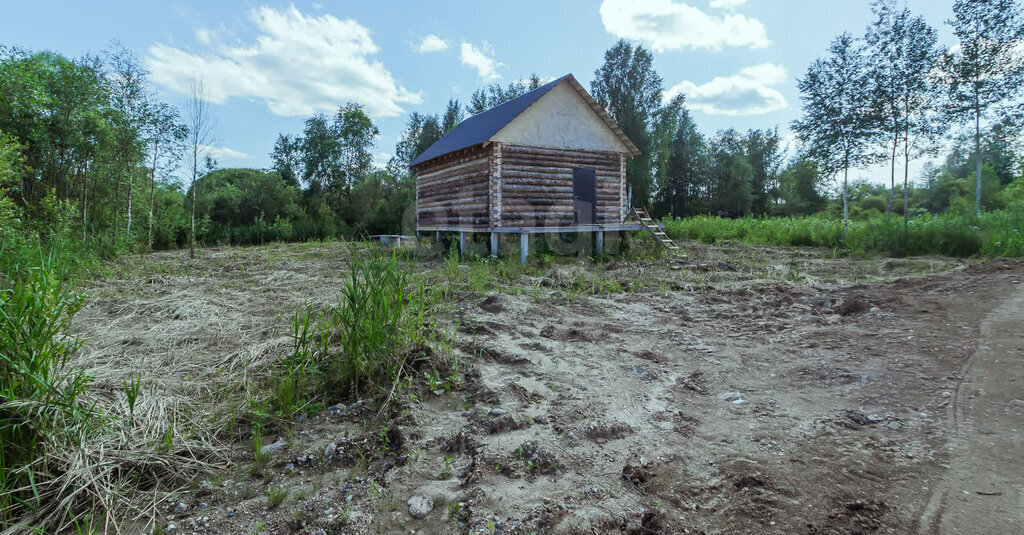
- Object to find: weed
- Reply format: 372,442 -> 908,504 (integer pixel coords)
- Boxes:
0,263 -> 93,517
281,247 -> 441,412
446,501 -> 461,520
252,428 -> 270,468
122,372 -> 142,424
438,455 -> 454,480
267,486 -> 288,509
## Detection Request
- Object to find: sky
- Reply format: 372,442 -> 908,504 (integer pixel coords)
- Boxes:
1,0 -> 961,186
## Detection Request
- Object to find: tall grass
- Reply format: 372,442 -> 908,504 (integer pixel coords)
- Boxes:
662,206 -> 1024,258
270,246 -> 439,419
0,262 -> 94,523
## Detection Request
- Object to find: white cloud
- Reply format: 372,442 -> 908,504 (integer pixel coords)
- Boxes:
709,0 -> 747,9
200,145 -> 249,160
460,42 -> 503,81
194,28 -> 214,45
146,6 -> 421,118
373,151 -> 393,167
599,0 -> 770,51
416,34 -> 449,53
664,63 -> 788,115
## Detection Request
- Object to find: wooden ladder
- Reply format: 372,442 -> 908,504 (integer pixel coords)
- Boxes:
631,207 -> 680,253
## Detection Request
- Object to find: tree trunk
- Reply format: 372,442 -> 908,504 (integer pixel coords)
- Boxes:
148,142 -> 159,252
842,166 -> 849,235
190,149 -> 197,259
888,133 -> 897,217
81,161 -> 88,243
126,171 -> 133,237
975,97 -> 982,214
903,135 -> 910,230
903,96 -> 911,230
113,175 -> 121,243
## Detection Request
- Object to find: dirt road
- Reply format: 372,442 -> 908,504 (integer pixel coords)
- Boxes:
918,281 -> 1024,534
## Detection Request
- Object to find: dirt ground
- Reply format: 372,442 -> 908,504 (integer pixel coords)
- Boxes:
70,239 -> 1024,534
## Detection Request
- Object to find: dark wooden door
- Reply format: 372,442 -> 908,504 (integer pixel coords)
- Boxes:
572,167 -> 596,225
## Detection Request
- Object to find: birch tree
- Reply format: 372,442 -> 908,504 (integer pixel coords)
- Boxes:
940,0 -> 1024,213
143,102 -> 186,250
187,80 -> 213,259
105,43 -> 150,242
793,33 -> 877,233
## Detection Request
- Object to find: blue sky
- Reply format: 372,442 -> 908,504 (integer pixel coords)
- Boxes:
3,1 -> 958,185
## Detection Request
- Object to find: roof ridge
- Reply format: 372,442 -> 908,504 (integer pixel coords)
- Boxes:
409,73 -> 638,168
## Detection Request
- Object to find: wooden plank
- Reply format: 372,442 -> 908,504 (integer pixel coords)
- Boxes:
501,144 -> 620,160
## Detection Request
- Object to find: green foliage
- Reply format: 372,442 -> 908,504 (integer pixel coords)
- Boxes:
266,486 -> 288,509
591,40 -> 663,206
323,247 -> 430,399
0,263 -> 94,516
663,207 -> 1024,258
777,158 -> 827,216
122,372 -> 141,424
251,427 -> 270,469
264,246 -> 442,420
191,168 -> 303,245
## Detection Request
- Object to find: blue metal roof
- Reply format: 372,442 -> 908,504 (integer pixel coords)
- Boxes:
408,75 -> 571,168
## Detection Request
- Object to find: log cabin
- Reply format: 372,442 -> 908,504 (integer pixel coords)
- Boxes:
409,73 -> 655,262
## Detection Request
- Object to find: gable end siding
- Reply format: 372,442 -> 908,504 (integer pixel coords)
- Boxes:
490,81 -> 631,153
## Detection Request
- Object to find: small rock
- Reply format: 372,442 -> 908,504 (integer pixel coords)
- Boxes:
846,410 -> 874,426
198,503 -> 208,510
488,408 -> 508,417
940,391 -> 952,398
328,403 -> 346,416
296,413 -> 307,423
311,530 -> 327,535
260,438 -> 286,456
165,523 -> 177,532
721,392 -> 744,403
173,502 -> 189,515
284,463 -> 296,474
324,442 -> 338,459
408,495 -> 433,518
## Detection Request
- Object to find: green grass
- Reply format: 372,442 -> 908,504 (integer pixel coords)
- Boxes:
265,246 -> 447,422
662,207 -> 1024,258
266,486 -> 288,509
0,261 -> 95,521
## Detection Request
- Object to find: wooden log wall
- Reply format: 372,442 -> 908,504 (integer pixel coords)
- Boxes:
415,145 -> 491,229
499,144 -> 624,227
619,153 -> 627,223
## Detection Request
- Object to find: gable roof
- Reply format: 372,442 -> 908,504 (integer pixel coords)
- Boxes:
409,73 -> 640,168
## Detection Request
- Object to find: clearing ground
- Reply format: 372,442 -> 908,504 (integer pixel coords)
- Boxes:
70,239 -> 1023,534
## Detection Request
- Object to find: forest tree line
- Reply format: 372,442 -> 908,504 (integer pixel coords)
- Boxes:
2,0 -> 1023,266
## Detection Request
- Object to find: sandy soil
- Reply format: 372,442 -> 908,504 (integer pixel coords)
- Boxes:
69,240 -> 1023,534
